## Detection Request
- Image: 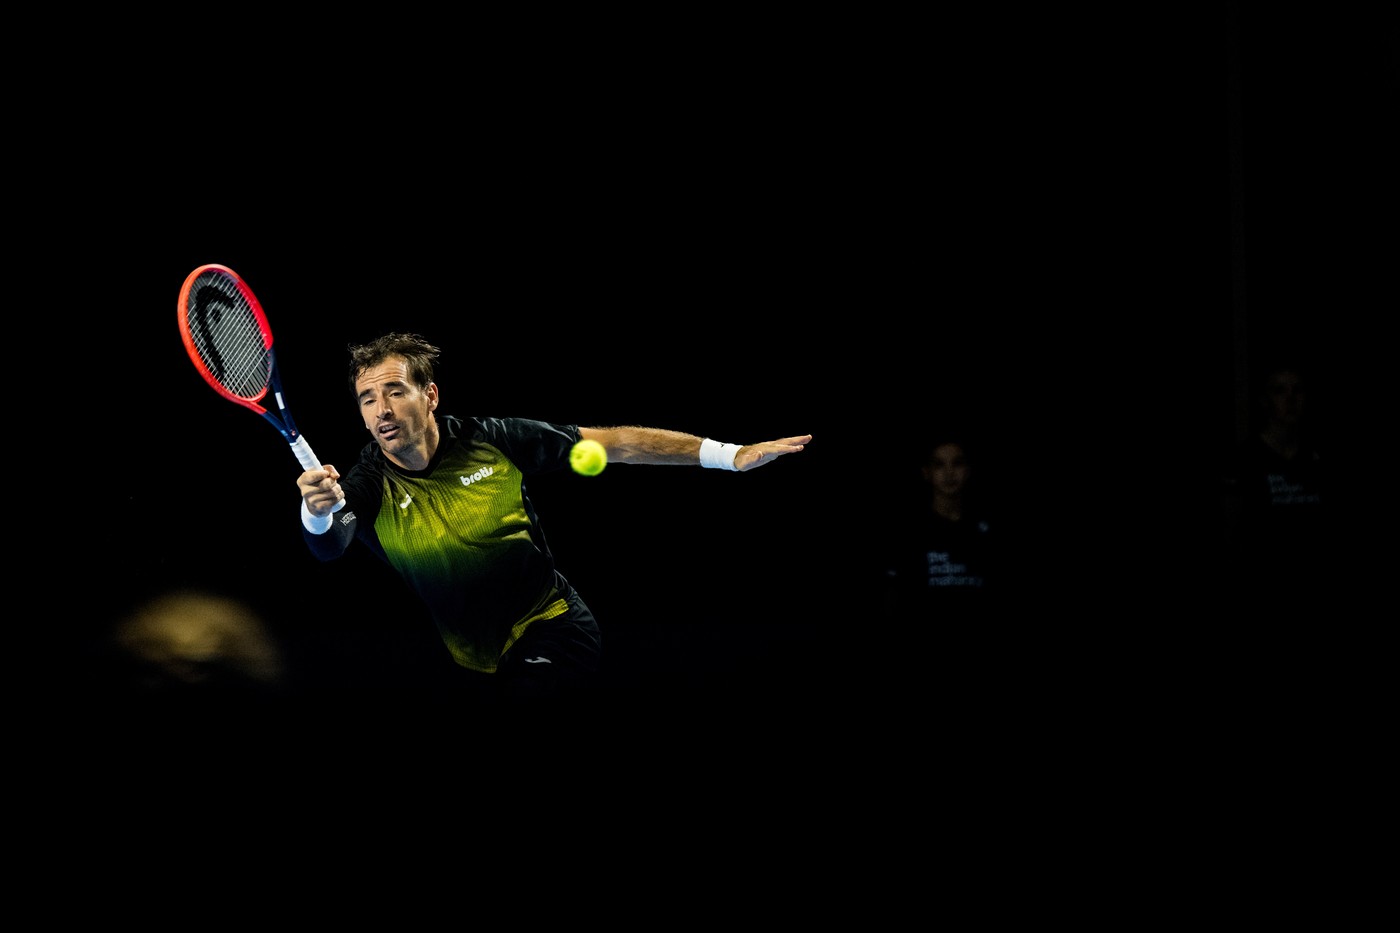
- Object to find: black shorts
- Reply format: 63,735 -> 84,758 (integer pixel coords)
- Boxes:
490,583 -> 602,703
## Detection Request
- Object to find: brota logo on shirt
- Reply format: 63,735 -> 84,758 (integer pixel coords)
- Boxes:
460,466 -> 495,487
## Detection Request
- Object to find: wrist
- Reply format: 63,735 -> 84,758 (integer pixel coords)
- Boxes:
302,499 -> 334,534
699,438 -> 741,471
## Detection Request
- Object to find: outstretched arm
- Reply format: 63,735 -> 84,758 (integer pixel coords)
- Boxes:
579,426 -> 811,472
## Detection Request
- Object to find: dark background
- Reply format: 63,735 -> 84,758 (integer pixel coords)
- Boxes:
54,8 -> 1390,725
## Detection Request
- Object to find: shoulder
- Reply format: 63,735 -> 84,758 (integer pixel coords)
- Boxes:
467,416 -> 580,445
446,416 -> 580,474
355,440 -> 386,471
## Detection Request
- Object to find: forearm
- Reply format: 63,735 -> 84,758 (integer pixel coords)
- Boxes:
581,425 -> 701,465
303,520 -> 354,561
301,498 -> 357,561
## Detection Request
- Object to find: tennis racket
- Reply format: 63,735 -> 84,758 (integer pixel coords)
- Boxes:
177,263 -> 343,511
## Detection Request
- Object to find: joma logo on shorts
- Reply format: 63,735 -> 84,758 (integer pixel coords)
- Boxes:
460,466 -> 495,487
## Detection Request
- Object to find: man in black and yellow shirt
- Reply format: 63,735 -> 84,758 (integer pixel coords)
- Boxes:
297,333 -> 811,703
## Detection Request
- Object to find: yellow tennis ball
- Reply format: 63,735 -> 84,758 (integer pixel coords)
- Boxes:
570,438 -> 608,476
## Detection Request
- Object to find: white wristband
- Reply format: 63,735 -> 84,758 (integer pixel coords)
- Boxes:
302,499 -> 334,534
699,438 -> 742,471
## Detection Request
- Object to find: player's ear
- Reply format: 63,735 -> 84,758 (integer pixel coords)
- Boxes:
426,382 -> 439,410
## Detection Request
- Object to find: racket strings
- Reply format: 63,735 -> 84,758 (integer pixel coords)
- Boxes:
186,273 -> 273,401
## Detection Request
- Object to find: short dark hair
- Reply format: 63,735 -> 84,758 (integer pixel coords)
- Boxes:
915,425 -> 976,467
348,333 -> 441,398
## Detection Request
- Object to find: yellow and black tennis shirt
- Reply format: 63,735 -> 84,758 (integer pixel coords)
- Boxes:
304,415 -> 581,673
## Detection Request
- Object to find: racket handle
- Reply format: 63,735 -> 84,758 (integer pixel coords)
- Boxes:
290,435 -> 325,471
291,435 -> 346,513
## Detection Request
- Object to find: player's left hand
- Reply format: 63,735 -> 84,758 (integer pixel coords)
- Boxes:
736,434 -> 812,472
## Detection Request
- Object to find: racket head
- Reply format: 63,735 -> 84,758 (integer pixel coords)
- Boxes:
177,264 -> 275,414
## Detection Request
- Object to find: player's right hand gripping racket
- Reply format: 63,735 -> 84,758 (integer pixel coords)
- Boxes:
177,263 -> 343,511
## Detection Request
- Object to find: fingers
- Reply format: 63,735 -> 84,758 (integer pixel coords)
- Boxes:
298,467 -> 335,493
761,434 -> 811,454
298,467 -> 344,515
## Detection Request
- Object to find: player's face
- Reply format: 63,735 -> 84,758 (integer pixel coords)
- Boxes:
1264,369 -> 1305,425
355,355 -> 438,464
923,442 -> 969,496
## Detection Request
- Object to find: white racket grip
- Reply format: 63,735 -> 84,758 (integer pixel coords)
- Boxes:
290,434 -> 323,470
291,435 -> 345,513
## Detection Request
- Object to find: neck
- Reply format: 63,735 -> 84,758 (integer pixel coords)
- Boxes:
1259,421 -> 1300,460
931,492 -> 963,522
